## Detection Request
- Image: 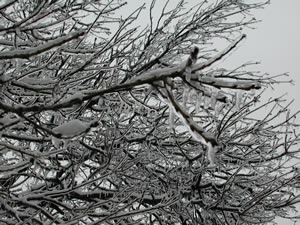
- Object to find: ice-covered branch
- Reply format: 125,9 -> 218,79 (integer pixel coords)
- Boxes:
159,83 -> 220,166
0,30 -> 85,60
0,35 -> 249,114
164,84 -> 219,147
191,34 -> 246,72
0,0 -> 16,11
195,76 -> 261,90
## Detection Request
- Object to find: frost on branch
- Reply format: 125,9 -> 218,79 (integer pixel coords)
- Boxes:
0,31 -> 85,60
0,1 -> 299,224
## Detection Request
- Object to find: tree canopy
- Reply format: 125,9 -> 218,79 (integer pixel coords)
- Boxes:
0,0 -> 299,224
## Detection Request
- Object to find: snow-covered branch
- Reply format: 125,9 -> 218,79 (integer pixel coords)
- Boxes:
0,1 -> 298,224
196,76 -> 261,90
191,34 -> 247,73
0,31 -> 85,60
0,0 -> 16,11
164,84 -> 219,146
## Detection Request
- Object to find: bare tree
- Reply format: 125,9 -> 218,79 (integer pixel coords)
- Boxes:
0,0 -> 299,224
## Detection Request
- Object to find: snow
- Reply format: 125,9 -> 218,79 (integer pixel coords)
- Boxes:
128,63 -> 185,85
0,114 -> 18,126
62,92 -> 84,104
53,119 -> 90,137
19,77 -> 56,85
52,119 -> 99,148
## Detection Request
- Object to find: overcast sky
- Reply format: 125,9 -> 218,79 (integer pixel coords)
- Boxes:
224,2 -> 300,223
226,0 -> 300,118
254,2 -> 300,222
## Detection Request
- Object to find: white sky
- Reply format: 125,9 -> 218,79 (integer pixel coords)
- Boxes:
215,2 -> 300,222
226,0 -> 300,117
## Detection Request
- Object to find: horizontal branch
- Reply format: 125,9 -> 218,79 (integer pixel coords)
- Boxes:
0,0 -> 16,11
0,30 -> 85,60
196,76 -> 261,90
0,34 -> 255,114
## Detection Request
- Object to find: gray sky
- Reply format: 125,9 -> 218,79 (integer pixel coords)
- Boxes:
229,2 -> 300,223
226,0 -> 300,117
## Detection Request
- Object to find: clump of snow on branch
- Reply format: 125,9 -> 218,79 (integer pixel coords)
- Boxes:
62,91 -> 85,104
51,119 -> 99,149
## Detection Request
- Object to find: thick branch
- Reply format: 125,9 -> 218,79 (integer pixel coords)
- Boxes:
0,30 -> 85,60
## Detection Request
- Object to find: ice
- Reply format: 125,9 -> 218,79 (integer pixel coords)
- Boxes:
207,142 -> 218,166
210,90 -> 218,109
185,67 -> 192,82
19,77 -> 56,85
169,105 -> 175,128
182,86 -> 189,107
195,92 -> 202,114
196,76 -> 261,90
235,90 -> 243,111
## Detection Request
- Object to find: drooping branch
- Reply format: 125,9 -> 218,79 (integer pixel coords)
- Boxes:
164,83 -> 219,146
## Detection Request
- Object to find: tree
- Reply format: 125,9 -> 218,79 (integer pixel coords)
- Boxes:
0,0 -> 299,224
